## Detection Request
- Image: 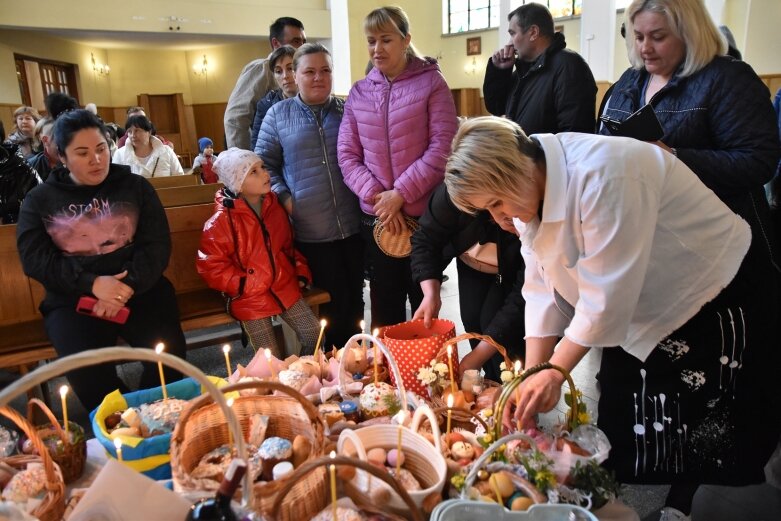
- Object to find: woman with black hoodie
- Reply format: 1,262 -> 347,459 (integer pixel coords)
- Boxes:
16,110 -> 186,411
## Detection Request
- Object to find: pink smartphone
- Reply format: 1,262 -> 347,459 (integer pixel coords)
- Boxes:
76,296 -> 130,325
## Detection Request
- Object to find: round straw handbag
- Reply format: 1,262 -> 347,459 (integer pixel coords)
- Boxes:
0,406 -> 65,521
429,333 -> 513,432
170,379 -> 327,521
372,216 -> 420,258
26,398 -> 86,484
0,347 -> 250,508
268,454 -> 425,521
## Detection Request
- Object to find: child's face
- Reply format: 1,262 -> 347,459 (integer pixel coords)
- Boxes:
203,146 -> 214,157
240,161 -> 271,197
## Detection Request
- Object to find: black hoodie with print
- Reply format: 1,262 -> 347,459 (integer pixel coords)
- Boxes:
16,163 -> 171,312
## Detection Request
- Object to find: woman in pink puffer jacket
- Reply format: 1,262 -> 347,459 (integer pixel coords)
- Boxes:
338,6 -> 458,329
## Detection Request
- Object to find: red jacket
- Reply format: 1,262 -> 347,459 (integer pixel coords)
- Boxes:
197,189 -> 311,320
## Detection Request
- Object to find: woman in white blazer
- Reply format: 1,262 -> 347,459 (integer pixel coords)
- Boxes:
113,114 -> 183,177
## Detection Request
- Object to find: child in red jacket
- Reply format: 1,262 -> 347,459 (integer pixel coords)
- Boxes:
192,137 -> 218,184
197,147 -> 319,356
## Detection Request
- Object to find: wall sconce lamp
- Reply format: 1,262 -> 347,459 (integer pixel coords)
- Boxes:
91,53 -> 110,77
193,55 -> 209,77
464,57 -> 479,76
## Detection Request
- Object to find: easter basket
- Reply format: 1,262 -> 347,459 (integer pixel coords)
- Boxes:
0,347 -> 248,510
170,379 -> 327,521
26,398 -> 86,484
268,454 -> 425,521
0,406 -> 65,521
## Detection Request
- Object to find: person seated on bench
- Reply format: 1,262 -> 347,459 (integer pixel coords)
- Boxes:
16,109 -> 187,411
113,114 -> 184,178
197,148 -> 320,357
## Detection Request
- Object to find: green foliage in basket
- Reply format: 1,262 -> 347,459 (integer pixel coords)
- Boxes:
516,450 -> 557,493
450,472 -> 466,491
563,390 -> 590,430
39,422 -> 85,456
568,459 -> 620,509
383,392 -> 402,416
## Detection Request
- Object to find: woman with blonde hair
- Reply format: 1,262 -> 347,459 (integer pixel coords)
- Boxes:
447,116 -> 780,521
4,105 -> 41,159
338,6 -> 458,329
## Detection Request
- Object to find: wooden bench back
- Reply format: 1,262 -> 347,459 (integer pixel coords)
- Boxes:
0,224 -> 39,327
157,184 -> 222,208
148,174 -> 200,189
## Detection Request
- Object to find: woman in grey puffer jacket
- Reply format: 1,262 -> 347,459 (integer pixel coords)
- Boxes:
256,43 -> 363,350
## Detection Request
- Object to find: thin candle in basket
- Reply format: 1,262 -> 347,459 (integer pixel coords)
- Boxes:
514,360 -> 522,432
114,437 -> 123,462
264,348 -> 276,379
329,450 -> 338,521
447,344 -> 456,394
59,385 -> 69,436
155,343 -> 168,400
372,328 -> 380,386
446,393 -> 454,437
314,319 -> 327,361
226,397 -> 235,447
222,344 -> 232,377
359,319 -> 366,349
395,423 -> 403,475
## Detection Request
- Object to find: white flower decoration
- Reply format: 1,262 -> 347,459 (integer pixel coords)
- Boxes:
433,362 -> 449,376
500,370 -> 514,383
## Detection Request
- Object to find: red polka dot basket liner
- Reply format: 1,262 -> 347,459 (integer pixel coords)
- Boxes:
380,318 -> 457,397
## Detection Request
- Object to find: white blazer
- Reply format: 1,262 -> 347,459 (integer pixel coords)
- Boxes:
113,135 -> 183,178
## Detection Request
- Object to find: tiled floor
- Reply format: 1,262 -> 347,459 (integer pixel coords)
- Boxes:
4,259 -> 780,520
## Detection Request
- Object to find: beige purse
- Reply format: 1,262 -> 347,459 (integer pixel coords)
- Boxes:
458,241 -> 499,274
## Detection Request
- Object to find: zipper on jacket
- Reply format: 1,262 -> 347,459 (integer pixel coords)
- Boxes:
383,79 -> 395,205
252,205 -> 286,312
308,104 -> 346,239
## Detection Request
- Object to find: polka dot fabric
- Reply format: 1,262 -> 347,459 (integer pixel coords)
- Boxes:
381,318 -> 457,396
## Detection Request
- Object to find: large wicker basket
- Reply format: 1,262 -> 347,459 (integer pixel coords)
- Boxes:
26,397 -> 86,484
0,406 -> 65,521
170,379 -> 328,521
269,454 -> 425,521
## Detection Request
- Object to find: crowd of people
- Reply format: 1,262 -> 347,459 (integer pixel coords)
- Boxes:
4,1 -> 781,520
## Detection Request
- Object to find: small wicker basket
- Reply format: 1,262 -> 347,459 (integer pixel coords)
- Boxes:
372,216 -> 420,258
0,406 -> 65,521
26,398 -> 86,484
170,379 -> 328,521
268,454 -> 425,521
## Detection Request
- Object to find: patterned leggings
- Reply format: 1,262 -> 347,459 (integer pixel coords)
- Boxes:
241,298 -> 320,357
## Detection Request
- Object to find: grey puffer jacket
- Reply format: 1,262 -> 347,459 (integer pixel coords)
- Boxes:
256,95 -> 361,243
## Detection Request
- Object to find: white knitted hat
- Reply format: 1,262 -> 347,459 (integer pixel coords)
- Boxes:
213,147 -> 263,194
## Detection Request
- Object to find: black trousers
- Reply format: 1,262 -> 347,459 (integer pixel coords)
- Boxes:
457,259 -> 511,382
296,234 -> 365,350
360,215 -> 423,329
43,277 -> 187,412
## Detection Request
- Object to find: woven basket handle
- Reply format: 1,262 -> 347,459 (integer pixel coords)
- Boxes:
173,379 -> 326,444
409,404 -> 443,452
462,431 -> 545,504
26,398 -> 68,444
344,333 -> 408,412
268,455 -> 424,521
441,333 -> 513,371
336,335 -> 383,399
0,406 -> 63,496
494,362 -> 580,438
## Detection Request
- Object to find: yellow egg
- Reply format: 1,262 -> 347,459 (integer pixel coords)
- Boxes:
511,496 -> 534,511
479,495 -> 497,503
490,471 -> 515,498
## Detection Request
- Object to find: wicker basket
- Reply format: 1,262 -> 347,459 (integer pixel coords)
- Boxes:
268,454 -> 425,521
372,215 -> 420,258
429,333 -> 513,432
170,379 -> 327,521
26,398 -> 86,484
0,347 -> 250,508
0,406 -> 65,521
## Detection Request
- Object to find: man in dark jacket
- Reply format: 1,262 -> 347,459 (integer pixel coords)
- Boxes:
27,118 -> 59,181
483,3 -> 597,134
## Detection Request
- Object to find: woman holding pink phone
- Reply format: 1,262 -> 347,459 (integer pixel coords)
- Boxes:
16,109 -> 186,411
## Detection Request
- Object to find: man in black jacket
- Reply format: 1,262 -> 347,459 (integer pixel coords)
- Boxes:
483,3 -> 596,134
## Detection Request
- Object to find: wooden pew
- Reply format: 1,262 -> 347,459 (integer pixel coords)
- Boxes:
157,184 -> 222,208
0,203 -> 330,377
147,174 -> 200,189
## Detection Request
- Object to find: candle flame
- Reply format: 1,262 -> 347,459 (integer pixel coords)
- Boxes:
113,437 -> 122,450
447,344 -> 453,356
320,319 -> 327,327
59,385 -> 68,398
155,343 -> 165,354
330,450 -> 336,459
227,398 -> 234,407
359,319 -> 365,331
447,394 -> 455,407
222,344 -> 231,354
514,360 -> 521,374
264,348 -> 271,359
372,328 -> 379,337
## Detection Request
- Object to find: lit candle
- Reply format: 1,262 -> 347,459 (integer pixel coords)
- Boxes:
313,319 -> 327,361
264,348 -> 276,379
226,397 -> 235,447
372,328 -> 380,387
155,343 -> 168,400
396,424 -> 403,475
223,344 -> 232,378
114,437 -> 123,463
446,393 -> 454,437
329,450 -> 338,521
59,385 -> 69,436
359,319 -> 366,350
447,345 -> 457,394
514,360 -> 522,432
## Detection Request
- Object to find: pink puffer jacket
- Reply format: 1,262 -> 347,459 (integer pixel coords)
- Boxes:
337,57 -> 458,217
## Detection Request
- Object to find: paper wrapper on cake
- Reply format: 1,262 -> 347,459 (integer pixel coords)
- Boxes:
380,319 -> 456,396
89,376 -> 228,480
